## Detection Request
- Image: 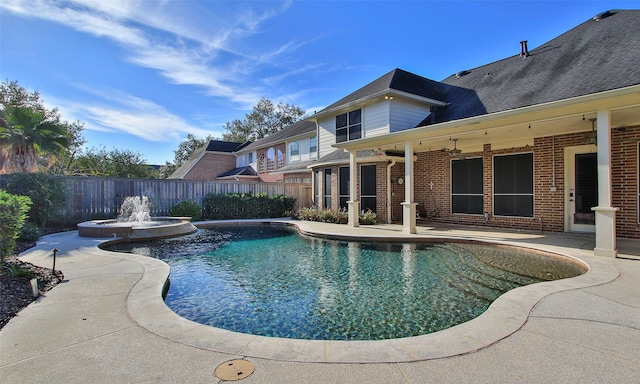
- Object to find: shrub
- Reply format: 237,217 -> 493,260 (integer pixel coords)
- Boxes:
294,207 -> 377,225
359,209 -> 379,225
202,193 -> 296,220
19,221 -> 42,242
4,173 -> 66,229
169,200 -> 202,221
0,189 -> 32,261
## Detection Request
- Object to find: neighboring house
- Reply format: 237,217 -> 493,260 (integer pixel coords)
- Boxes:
168,140 -> 250,180
311,9 -> 640,258
234,119 -> 317,183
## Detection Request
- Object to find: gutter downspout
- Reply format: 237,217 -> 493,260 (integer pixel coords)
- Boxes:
386,160 -> 396,224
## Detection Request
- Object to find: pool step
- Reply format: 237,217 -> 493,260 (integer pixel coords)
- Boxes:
427,244 -> 541,303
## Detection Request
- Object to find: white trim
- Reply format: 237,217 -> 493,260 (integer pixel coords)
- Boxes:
333,85 -> 640,151
564,145 -> 598,233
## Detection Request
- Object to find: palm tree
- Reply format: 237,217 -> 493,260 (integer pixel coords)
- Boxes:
0,106 -> 71,173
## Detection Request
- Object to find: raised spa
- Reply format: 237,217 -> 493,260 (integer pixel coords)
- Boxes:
105,224 -> 586,340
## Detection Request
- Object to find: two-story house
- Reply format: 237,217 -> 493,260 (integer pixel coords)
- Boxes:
313,10 -> 640,258
182,10 -> 639,258
234,119 -> 318,183
308,68 -> 446,223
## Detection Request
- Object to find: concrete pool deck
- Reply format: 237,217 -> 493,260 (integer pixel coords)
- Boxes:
1,220 -> 639,383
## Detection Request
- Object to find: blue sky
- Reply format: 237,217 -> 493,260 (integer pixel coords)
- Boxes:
1,1 -> 636,165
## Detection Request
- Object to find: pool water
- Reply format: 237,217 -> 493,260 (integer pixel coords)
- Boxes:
105,225 -> 585,340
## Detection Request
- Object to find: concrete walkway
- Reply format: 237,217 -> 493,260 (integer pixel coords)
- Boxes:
1,221 -> 639,383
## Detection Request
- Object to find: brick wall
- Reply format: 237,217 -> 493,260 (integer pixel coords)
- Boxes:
409,128 -> 640,238
183,153 -> 237,181
311,127 -> 640,238
612,124 -> 640,238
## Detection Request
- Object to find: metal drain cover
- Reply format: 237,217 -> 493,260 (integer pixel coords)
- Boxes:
215,359 -> 255,381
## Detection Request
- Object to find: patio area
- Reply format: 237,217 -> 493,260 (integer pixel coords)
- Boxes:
1,220 -> 639,383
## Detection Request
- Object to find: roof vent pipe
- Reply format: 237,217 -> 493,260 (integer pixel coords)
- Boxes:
519,40 -> 530,58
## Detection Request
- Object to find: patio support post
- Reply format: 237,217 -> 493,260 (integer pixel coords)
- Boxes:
347,150 -> 360,227
592,109 -> 618,257
401,141 -> 417,234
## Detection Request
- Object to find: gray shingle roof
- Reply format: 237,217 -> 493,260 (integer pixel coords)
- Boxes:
205,140 -> 249,153
240,119 -> 317,152
270,159 -> 316,174
319,68 -> 446,113
217,166 -> 257,178
168,140 -> 245,179
314,149 -> 379,165
435,10 -> 640,123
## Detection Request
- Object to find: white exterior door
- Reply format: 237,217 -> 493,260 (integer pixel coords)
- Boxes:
564,145 -> 598,233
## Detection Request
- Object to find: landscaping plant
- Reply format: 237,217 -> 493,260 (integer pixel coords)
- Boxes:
3,173 -> 66,229
202,192 -> 295,220
169,200 -> 202,221
0,189 -> 32,261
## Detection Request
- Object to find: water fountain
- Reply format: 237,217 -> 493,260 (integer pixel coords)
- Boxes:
77,195 -> 197,240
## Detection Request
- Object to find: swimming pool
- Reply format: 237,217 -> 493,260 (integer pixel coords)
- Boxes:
105,224 -> 585,340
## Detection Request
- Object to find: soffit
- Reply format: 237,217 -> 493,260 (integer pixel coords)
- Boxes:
333,86 -> 640,154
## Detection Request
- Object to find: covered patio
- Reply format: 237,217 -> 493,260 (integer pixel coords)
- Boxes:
335,86 -> 640,258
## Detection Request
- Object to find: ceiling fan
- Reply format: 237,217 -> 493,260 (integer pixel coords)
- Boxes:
447,138 -> 465,159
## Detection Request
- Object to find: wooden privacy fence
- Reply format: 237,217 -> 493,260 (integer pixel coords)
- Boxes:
60,176 -> 312,220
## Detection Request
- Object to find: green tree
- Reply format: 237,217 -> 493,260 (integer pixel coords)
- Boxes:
0,80 -> 85,174
5,173 -> 66,229
222,97 -> 306,142
73,147 -> 153,178
49,119 -> 86,175
0,107 -> 72,173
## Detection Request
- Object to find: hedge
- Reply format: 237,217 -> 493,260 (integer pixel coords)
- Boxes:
202,193 -> 296,220
0,189 -> 32,261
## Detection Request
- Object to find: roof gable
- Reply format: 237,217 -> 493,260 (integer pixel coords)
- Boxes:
317,68 -> 446,114
217,166 -> 258,178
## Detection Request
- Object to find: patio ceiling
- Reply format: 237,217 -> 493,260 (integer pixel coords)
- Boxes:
334,85 -> 640,155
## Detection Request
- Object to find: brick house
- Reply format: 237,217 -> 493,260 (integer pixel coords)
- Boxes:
168,140 -> 251,180
234,120 -> 318,184
182,10 -> 639,258
306,10 -> 640,258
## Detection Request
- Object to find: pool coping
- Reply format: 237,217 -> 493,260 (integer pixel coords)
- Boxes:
114,219 -> 619,363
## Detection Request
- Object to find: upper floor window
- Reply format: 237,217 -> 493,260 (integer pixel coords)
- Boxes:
267,148 -> 275,171
246,152 -> 253,164
336,109 -> 361,143
309,136 -> 317,155
290,142 -> 299,157
277,149 -> 285,168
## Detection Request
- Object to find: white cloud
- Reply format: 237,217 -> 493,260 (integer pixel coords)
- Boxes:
0,0 -> 302,107
44,89 -> 213,142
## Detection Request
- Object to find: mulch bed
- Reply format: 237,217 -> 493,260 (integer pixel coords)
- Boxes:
0,242 -> 64,330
